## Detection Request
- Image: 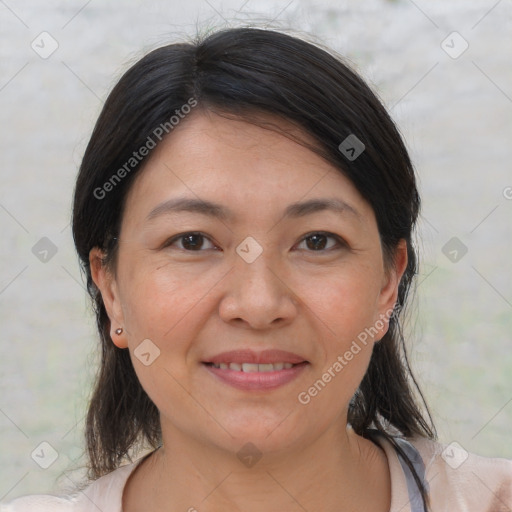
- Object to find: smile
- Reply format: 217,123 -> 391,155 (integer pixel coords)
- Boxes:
209,362 -> 296,371
203,361 -> 309,391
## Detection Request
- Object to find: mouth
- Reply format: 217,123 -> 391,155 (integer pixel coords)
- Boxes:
202,354 -> 309,391
203,361 -> 307,372
203,348 -> 308,366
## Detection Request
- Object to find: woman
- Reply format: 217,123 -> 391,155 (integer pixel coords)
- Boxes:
2,27 -> 510,512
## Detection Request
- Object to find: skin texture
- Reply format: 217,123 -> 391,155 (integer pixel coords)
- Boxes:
90,110 -> 407,511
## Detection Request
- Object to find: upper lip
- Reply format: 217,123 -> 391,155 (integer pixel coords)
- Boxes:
204,349 -> 308,365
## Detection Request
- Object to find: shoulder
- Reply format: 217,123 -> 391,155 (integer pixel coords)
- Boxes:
0,458 -> 142,512
409,436 -> 512,510
0,494 -> 79,512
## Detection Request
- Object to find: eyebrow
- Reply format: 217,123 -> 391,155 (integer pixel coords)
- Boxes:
146,196 -> 362,223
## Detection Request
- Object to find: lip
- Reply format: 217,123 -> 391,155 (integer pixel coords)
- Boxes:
203,361 -> 309,391
204,349 -> 308,365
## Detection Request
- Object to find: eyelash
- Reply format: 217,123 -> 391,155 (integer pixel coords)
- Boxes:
163,231 -> 347,253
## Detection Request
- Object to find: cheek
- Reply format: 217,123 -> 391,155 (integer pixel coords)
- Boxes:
119,267 -> 211,402
117,261 -> 227,389
308,268 -> 383,342
299,269 -> 382,394
119,260 -> 209,340
296,277 -> 379,417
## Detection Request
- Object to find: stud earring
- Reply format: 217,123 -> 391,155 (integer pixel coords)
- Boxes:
115,328 -> 123,335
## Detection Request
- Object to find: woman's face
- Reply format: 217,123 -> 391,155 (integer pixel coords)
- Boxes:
91,110 -> 406,456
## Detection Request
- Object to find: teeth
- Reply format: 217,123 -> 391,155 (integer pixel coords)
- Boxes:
211,362 -> 296,371
242,363 -> 260,372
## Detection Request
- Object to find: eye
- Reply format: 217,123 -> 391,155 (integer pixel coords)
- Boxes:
162,231 -> 346,253
296,232 -> 345,252
164,232 -> 218,251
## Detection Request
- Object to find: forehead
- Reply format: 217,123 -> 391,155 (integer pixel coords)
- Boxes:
122,110 -> 373,225
149,109 -> 330,180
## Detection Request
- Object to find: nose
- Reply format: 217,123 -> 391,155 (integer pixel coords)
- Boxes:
218,255 -> 298,330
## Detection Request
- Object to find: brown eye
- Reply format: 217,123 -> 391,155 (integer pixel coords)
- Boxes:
165,232 -> 217,251
297,232 -> 344,252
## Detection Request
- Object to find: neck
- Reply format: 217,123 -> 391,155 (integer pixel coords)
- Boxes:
124,422 -> 391,512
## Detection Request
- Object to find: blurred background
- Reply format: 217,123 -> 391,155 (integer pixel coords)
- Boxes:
1,0 -> 511,499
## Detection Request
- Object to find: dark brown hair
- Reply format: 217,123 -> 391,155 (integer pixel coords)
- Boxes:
72,26 -> 436,509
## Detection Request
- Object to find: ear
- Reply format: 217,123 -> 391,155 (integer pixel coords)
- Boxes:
374,239 -> 408,340
89,247 -> 128,349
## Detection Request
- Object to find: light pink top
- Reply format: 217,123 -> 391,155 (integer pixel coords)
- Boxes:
2,435 -> 511,511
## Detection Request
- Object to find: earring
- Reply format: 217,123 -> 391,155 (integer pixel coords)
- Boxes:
115,328 -> 123,335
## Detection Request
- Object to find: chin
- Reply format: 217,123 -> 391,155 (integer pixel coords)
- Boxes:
216,412 -> 305,452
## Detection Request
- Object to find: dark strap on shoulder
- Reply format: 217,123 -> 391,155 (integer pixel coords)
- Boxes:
394,436 -> 428,512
